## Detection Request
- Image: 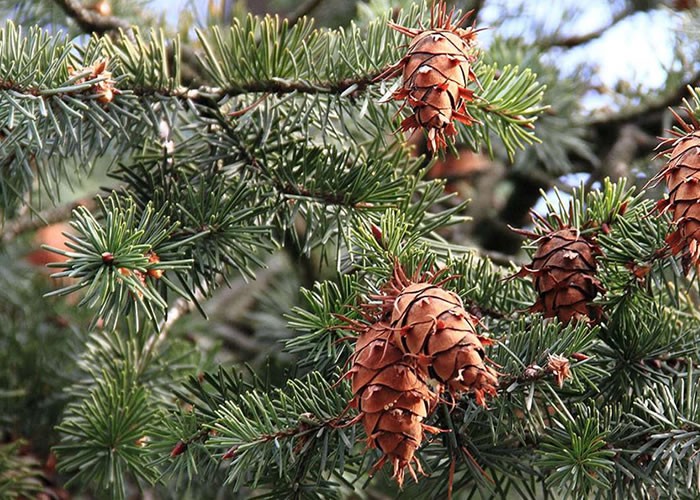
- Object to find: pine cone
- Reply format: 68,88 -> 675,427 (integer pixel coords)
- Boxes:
516,228 -> 603,323
654,115 -> 700,272
375,2 -> 478,151
388,281 -> 498,405
346,321 -> 439,486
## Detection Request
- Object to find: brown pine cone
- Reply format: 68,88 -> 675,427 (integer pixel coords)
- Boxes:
388,282 -> 498,404
345,321 -> 440,486
374,2 -> 478,151
516,228 -> 603,323
654,114 -> 700,273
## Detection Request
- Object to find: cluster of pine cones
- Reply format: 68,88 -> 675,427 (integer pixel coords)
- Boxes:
349,0 -> 700,488
344,267 -> 497,486
343,227 -> 606,485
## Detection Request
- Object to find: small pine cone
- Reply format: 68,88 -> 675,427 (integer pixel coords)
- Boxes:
389,282 -> 498,405
516,228 -> 603,323
654,121 -> 700,272
346,322 -> 440,487
375,2 -> 478,151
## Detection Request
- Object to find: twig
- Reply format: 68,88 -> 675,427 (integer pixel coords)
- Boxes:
143,275 -> 222,357
1,198 -> 96,244
478,248 -> 525,267
585,124 -> 657,190
174,68 -> 388,100
0,64 -> 390,110
288,0 -> 325,27
541,7 -> 634,49
144,252 -> 290,358
589,70 -> 700,129
52,0 -> 131,34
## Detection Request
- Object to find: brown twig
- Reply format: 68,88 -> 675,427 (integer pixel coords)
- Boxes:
52,0 -> 131,34
585,123 -> 658,191
142,274 -> 223,359
498,356 -> 577,392
221,412 -> 349,462
0,63 -> 389,110
477,248 -> 526,267
589,70 -> 700,129
541,7 -> 635,49
178,67 -> 388,100
288,0 -> 325,27
1,198 -> 96,245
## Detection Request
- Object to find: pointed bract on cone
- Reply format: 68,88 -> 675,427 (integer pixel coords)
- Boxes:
387,280 -> 498,405
346,322 -> 440,487
652,110 -> 700,273
515,227 -> 603,324
374,1 -> 479,151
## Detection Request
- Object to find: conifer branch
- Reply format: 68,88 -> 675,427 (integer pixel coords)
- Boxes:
163,68 -> 388,102
589,70 -> 700,129
143,275 -> 223,359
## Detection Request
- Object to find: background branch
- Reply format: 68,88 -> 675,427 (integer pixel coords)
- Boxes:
1,198 -> 96,245
52,0 -> 130,34
288,0 -> 325,26
541,7 -> 635,49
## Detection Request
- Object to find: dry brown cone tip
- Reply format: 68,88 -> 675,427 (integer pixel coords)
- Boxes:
344,321 -> 441,487
651,107 -> 700,273
512,219 -> 604,324
374,1 -> 480,151
68,59 -> 119,104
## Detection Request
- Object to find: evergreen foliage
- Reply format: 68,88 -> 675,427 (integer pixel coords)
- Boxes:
1,0 -> 700,499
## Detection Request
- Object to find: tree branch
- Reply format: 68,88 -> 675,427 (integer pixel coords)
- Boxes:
143,275 -> 221,358
288,0 -> 325,26
52,0 -> 131,34
1,198 -> 96,245
171,68 -> 388,101
541,7 -> 635,49
589,70 -> 700,130
585,123 -> 657,190
0,64 -> 389,110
